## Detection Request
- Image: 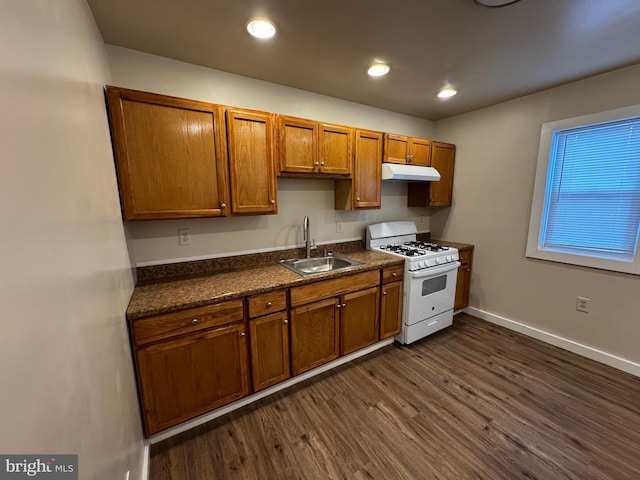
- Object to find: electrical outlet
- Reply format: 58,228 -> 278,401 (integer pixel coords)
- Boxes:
336,222 -> 343,233
576,296 -> 590,313
419,216 -> 427,225
178,228 -> 192,246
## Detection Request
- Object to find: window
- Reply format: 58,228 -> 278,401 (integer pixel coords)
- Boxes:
527,105 -> 640,275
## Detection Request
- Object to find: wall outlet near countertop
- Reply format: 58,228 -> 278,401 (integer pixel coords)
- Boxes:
336,222 -> 343,233
576,296 -> 590,313
178,228 -> 192,246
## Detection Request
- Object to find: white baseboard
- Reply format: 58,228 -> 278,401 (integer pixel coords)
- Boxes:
464,307 -> 640,378
140,443 -> 150,480
147,337 -> 395,444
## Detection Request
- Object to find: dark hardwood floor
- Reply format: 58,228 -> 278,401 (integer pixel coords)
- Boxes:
150,314 -> 640,479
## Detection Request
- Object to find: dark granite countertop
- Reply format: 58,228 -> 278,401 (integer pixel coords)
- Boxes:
127,249 -> 403,320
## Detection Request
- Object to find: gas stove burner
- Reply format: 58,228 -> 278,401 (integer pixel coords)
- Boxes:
404,241 -> 449,252
380,244 -> 425,257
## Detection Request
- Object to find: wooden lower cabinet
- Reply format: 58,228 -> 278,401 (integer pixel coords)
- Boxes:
249,311 -> 290,391
135,321 -> 249,436
290,298 -> 340,375
454,246 -> 473,311
380,280 -> 403,339
340,287 -> 380,355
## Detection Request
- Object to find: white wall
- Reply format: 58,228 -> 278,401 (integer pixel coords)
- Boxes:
107,46 -> 434,265
432,64 -> 640,365
0,2 -> 145,478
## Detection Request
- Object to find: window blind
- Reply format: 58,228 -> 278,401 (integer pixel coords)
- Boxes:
540,117 -> 640,261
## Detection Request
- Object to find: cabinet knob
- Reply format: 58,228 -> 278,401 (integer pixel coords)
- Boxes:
341,303 -> 346,308
466,268 -> 471,272
270,199 -> 276,204
320,161 -> 325,166
266,301 -> 273,307
191,318 -> 199,325
315,162 -> 320,166
240,332 -> 245,337
392,272 -> 397,277
356,197 -> 361,202
284,319 -> 289,324
336,303 -> 342,309
220,203 -> 226,209
383,291 -> 387,295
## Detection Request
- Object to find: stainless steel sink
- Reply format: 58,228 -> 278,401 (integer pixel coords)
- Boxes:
279,256 -> 363,276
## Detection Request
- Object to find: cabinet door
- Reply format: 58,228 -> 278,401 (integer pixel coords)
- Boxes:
136,322 -> 249,436
340,286 -> 380,355
249,312 -> 290,391
290,298 -> 339,375
383,134 -> 409,164
226,108 -> 277,215
380,280 -> 403,339
429,142 -> 456,206
454,248 -> 472,310
408,138 -> 432,166
319,123 -> 353,175
353,129 -> 382,209
106,87 -> 229,220
278,116 -> 318,174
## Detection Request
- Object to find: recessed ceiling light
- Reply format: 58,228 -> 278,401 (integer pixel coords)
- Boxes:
475,0 -> 522,7
438,88 -> 458,98
368,63 -> 390,77
246,18 -> 276,39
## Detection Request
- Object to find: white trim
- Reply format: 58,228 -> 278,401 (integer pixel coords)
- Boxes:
147,337 -> 395,444
464,307 -> 640,378
136,237 -> 363,267
140,443 -> 150,480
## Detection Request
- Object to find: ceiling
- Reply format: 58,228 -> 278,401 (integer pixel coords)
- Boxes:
87,0 -> 640,121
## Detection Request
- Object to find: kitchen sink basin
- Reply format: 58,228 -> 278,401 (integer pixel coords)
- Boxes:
279,255 -> 363,276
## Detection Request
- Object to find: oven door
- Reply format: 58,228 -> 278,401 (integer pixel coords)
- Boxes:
404,261 -> 460,326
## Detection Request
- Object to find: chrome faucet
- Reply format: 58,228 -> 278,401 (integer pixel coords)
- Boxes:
303,216 -> 316,258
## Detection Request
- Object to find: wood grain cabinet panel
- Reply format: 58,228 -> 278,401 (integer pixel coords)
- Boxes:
105,86 -> 230,220
407,141 -> 456,207
454,247 -> 473,311
277,116 -> 318,174
380,280 -> 403,339
225,108 -> 277,215
249,312 -> 290,391
383,134 -> 431,166
319,123 -> 353,175
335,129 -> 383,210
290,298 -> 340,375
136,322 -> 249,436
340,286 -> 380,355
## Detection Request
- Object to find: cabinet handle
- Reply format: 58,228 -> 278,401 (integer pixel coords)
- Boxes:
320,161 -> 325,166
315,162 -> 320,166
191,318 -> 199,325
383,291 -> 387,295
407,155 -> 414,163
356,197 -> 361,202
336,304 -> 342,309
341,303 -> 346,308
392,272 -> 397,277
266,301 -> 273,307
220,203 -> 226,209
284,319 -> 289,324
240,332 -> 245,337
270,199 -> 276,204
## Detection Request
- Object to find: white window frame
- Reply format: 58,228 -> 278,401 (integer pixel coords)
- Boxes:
526,104 -> 640,275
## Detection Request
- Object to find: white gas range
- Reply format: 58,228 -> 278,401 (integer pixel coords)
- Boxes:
366,221 -> 460,344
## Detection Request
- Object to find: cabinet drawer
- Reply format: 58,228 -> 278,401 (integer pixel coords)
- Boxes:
247,290 -> 287,318
290,270 -> 379,307
131,300 -> 244,346
382,265 -> 404,283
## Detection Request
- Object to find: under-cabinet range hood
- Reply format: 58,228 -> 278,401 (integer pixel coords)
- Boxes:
381,163 -> 441,181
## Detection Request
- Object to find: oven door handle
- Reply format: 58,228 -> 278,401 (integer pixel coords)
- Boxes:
409,261 -> 461,278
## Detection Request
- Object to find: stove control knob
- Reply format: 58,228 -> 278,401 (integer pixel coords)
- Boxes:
436,257 -> 444,264
420,260 -> 426,268
446,255 -> 453,262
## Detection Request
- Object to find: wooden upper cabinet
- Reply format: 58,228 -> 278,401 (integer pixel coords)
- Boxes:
383,133 -> 431,166
225,108 -> 277,215
335,129 -> 382,210
319,123 -> 353,175
407,141 -> 456,207
429,142 -> 456,206
277,115 -> 353,176
105,86 -> 230,220
277,116 -> 318,174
